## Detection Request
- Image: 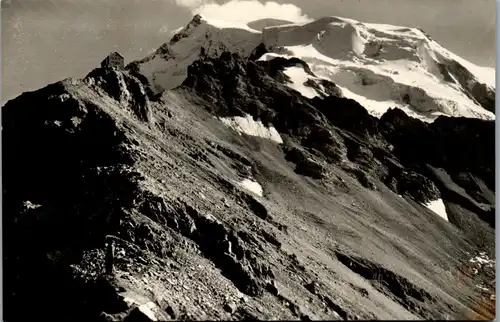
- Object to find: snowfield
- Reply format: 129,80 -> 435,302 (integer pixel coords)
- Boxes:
134,14 -> 495,123
260,24 -> 495,122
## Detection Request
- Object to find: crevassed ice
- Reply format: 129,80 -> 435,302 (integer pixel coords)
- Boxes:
282,44 -> 494,122
219,114 -> 283,143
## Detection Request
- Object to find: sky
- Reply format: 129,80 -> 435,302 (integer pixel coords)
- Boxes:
1,0 -> 496,103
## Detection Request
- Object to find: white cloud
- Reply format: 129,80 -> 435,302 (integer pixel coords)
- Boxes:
173,0 -> 207,10
174,0 -> 311,24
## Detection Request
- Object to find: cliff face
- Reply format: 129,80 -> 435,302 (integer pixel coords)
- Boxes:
2,50 -> 495,321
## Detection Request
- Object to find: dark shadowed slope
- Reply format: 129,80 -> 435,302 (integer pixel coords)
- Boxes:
2,47 -> 495,321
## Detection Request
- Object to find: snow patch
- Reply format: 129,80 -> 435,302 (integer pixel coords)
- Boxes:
138,302 -> 158,321
219,114 -> 283,143
470,252 -> 495,267
23,200 -> 42,210
423,199 -> 448,221
337,85 -> 398,118
239,178 -> 263,197
283,66 -> 318,98
122,295 -> 158,321
256,52 -> 282,61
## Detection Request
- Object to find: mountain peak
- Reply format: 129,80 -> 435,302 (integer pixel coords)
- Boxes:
130,15 -> 494,122
170,13 -> 206,46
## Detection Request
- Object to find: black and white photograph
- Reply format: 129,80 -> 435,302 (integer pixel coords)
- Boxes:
2,0 -> 496,320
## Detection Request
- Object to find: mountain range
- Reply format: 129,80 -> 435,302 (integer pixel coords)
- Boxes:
134,14 -> 495,121
3,14 -> 496,321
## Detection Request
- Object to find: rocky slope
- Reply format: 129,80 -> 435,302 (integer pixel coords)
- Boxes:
3,40 -> 495,321
132,14 -> 495,122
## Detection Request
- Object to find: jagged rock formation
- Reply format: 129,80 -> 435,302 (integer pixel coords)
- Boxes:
3,45 -> 495,322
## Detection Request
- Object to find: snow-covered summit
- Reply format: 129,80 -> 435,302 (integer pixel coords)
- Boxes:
132,14 -> 495,122
130,14 -> 262,92
258,16 -> 495,121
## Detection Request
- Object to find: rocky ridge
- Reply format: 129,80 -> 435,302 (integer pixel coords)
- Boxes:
3,42 -> 495,321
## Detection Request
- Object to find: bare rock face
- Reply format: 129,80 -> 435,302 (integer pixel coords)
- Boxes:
85,68 -> 155,123
437,59 -> 496,114
3,46 -> 495,321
